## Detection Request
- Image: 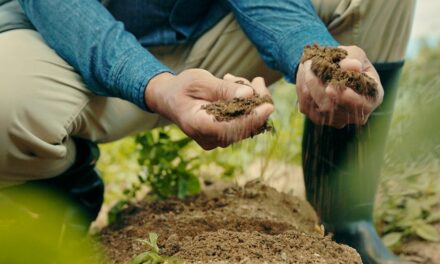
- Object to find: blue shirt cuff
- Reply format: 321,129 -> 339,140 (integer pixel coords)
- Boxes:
110,47 -> 175,111
277,23 -> 339,84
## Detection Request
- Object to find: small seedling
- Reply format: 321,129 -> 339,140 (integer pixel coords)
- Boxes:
129,233 -> 182,264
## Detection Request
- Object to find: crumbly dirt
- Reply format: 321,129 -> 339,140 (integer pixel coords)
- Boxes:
202,95 -> 273,122
301,44 -> 378,99
201,81 -> 274,134
99,181 -> 362,263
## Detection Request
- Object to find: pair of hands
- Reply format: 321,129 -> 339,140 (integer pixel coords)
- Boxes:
145,46 -> 383,150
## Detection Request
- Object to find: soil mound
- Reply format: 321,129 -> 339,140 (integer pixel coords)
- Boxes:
99,181 -> 361,263
301,44 -> 378,99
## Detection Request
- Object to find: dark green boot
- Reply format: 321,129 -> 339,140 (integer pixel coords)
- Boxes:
302,62 -> 407,264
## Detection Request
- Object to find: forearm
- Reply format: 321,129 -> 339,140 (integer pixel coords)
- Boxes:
225,0 -> 339,83
18,0 -> 173,110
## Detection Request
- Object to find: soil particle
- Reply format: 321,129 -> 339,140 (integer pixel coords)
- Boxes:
301,44 -> 378,99
99,181 -> 362,263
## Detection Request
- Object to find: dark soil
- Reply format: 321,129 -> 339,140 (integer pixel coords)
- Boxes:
301,44 -> 378,99
99,181 -> 362,263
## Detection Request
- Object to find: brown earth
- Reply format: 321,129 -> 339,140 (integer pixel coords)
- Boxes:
301,44 -> 378,99
99,181 -> 362,263
202,94 -> 273,123
201,81 -> 274,134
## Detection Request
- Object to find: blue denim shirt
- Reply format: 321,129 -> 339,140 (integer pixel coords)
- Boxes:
16,0 -> 338,111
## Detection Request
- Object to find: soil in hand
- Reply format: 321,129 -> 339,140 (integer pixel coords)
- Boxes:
202,94 -> 273,122
301,44 -> 378,99
201,82 -> 274,134
100,181 -> 362,263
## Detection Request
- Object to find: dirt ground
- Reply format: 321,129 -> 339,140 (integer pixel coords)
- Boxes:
99,181 -> 361,263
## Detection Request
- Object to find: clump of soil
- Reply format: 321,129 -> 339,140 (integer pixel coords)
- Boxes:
201,80 -> 274,134
99,181 -> 361,263
301,44 -> 378,99
202,95 -> 273,122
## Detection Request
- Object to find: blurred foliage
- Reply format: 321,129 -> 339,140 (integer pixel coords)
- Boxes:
97,137 -> 140,204
0,185 -> 105,263
107,127 -> 201,224
376,42 -> 440,249
135,128 -> 200,200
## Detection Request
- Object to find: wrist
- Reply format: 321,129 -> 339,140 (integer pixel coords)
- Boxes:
145,72 -> 175,113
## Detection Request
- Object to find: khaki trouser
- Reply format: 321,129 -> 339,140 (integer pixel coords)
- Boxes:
0,0 -> 415,187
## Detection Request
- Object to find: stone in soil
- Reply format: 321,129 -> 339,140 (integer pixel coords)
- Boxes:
99,181 -> 362,264
301,44 -> 378,99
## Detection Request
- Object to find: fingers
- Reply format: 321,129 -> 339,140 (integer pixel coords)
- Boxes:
304,60 -> 335,112
218,103 -> 274,145
251,77 -> 271,97
223,73 -> 272,98
223,73 -> 252,86
339,58 -> 363,72
192,71 -> 254,101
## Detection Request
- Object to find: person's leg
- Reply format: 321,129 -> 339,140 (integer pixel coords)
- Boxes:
0,29 -> 163,224
305,0 -> 416,263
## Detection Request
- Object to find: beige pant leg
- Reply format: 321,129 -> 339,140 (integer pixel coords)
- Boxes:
0,30 -> 162,186
312,0 -> 416,62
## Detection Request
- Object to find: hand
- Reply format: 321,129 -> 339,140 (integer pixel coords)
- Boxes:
296,45 -> 384,128
145,69 -> 274,150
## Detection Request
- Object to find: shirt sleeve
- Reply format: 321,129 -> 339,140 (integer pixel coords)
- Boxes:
18,0 -> 174,111
225,0 -> 339,83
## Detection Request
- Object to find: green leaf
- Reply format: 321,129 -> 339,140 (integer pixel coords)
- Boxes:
427,211 -> 440,223
415,223 -> 440,242
382,232 -> 403,247
148,233 -> 160,253
404,198 -> 422,220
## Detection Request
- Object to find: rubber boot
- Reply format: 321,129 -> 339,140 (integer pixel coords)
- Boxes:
0,137 -> 104,234
302,62 -> 408,264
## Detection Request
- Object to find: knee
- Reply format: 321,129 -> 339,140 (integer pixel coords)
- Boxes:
0,97 -> 75,181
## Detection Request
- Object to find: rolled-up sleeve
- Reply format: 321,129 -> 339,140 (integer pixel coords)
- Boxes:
226,0 -> 339,83
19,0 -> 173,111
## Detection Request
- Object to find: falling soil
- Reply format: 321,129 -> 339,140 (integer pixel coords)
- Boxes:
99,181 -> 362,263
301,44 -> 378,99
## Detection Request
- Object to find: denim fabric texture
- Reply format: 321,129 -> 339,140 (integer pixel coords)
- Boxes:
2,0 -> 338,110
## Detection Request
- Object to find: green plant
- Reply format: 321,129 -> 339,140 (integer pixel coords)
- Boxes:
377,166 -> 440,249
107,127 -> 202,224
136,128 -> 201,199
130,233 -> 182,264
376,41 -> 440,250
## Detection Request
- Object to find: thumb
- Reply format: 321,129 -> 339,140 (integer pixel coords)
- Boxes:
339,58 -> 363,72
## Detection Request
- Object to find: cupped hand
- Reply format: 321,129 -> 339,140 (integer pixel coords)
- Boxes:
296,45 -> 384,128
145,69 -> 274,150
